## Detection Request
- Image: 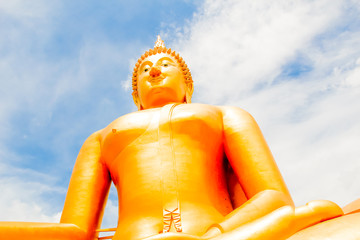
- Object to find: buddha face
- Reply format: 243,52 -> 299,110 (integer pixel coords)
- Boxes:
135,53 -> 192,110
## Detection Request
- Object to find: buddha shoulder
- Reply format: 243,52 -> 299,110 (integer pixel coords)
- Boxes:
166,103 -> 224,127
101,109 -> 157,137
218,105 -> 258,129
181,103 -> 252,123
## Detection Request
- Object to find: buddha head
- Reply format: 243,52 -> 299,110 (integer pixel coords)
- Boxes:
132,36 -> 193,110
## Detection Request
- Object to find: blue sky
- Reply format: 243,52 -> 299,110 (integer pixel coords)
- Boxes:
1,0 -> 360,230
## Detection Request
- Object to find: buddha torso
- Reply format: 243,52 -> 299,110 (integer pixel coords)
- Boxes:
100,103 -> 233,239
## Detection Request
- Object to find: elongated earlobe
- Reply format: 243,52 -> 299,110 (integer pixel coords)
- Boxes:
185,83 -> 194,104
132,93 -> 143,110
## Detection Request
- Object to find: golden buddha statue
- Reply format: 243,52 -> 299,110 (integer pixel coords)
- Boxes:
1,36 -> 360,240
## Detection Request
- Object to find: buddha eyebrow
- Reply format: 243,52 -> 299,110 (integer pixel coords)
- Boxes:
157,57 -> 175,63
139,61 -> 152,70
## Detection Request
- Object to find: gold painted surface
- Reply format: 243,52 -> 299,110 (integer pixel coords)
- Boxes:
0,36 -> 358,240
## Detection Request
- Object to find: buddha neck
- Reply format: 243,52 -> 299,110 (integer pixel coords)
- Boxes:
140,99 -> 187,110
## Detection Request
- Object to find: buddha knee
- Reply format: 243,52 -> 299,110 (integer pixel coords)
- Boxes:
306,200 -> 343,219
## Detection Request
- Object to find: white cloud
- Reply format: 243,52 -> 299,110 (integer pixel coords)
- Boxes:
344,58 -> 360,88
100,184 -> 118,229
1,0 -> 359,230
176,0 -> 341,102
121,79 -> 132,92
0,0 -> 55,19
0,163 -> 64,222
0,0 -> 149,227
176,0 -> 360,206
0,0 -> 128,224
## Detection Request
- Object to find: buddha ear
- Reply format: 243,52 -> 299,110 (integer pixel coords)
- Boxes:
132,92 -> 143,110
185,82 -> 194,104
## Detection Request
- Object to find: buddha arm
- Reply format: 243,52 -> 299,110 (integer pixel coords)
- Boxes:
0,222 -> 86,240
204,106 -> 294,236
0,131 -> 111,240
60,130 -> 111,239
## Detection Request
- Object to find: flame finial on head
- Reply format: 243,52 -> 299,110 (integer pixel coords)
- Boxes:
154,35 -> 165,48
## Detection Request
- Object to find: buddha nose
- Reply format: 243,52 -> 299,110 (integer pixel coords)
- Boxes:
149,66 -> 162,78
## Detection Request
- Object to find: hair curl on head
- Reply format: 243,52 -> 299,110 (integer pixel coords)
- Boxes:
131,38 -> 193,100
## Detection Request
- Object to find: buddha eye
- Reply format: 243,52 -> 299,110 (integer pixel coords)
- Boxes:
163,63 -> 169,67
144,68 -> 149,72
